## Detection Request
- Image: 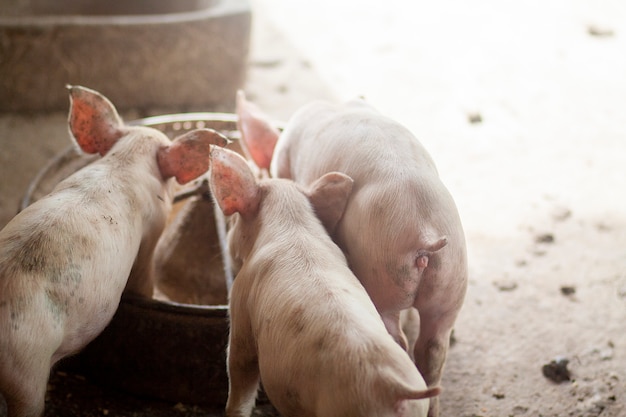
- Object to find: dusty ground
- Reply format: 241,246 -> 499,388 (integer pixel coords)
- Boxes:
1,0 -> 625,416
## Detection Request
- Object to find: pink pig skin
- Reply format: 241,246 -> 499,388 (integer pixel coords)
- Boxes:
0,86 -> 226,417
237,92 -> 468,417
209,146 -> 440,417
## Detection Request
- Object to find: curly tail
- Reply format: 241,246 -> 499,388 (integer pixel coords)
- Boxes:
405,386 -> 441,400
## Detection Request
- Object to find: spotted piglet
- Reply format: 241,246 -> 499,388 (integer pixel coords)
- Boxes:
0,86 -> 227,417
209,146 -> 440,417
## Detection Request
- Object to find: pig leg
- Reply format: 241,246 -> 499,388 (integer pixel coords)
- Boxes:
0,353 -> 51,417
225,354 -> 260,417
381,311 -> 409,351
411,310 -> 455,417
400,307 -> 421,362
225,308 -> 260,417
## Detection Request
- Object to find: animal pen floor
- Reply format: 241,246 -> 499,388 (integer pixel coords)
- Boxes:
1,0 -> 625,416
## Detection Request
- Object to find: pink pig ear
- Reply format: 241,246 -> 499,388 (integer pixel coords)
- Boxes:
67,85 -> 125,156
157,128 -> 229,185
306,172 -> 354,234
236,90 -> 280,170
209,146 -> 261,217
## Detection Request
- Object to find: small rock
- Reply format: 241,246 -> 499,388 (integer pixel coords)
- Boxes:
494,280 -> 518,292
535,233 -> 555,244
588,25 -> 615,37
467,112 -> 483,124
511,405 -> 529,415
492,392 -> 505,400
560,285 -> 576,296
542,357 -> 571,383
551,206 -> 572,222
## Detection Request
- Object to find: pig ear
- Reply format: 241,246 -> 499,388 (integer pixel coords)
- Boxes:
306,172 -> 354,234
158,129 -> 229,185
209,146 -> 261,217
236,90 -> 280,170
67,85 -> 125,156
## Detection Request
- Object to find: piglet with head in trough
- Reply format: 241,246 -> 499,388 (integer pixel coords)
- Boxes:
0,85 -> 227,417
237,92 -> 468,417
209,146 -> 440,417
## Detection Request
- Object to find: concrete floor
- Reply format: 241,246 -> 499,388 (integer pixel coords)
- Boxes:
247,2 -> 626,416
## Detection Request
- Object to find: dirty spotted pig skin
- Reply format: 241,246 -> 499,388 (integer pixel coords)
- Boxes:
209,146 -> 440,417
0,86 -> 226,417
237,92 -> 467,417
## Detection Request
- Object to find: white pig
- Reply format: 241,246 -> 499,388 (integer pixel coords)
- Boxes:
236,92 -> 467,417
209,146 -> 440,417
0,85 -> 227,417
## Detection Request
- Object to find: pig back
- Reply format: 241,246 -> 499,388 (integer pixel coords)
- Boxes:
272,102 -> 467,314
273,102 -> 439,187
0,137 -> 171,345
0,196 -> 141,360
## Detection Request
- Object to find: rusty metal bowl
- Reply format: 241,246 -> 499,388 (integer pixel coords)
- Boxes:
20,113 -> 253,407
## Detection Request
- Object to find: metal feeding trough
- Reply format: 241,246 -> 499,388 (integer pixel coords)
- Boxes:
20,113 -> 253,407
0,0 -> 251,112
